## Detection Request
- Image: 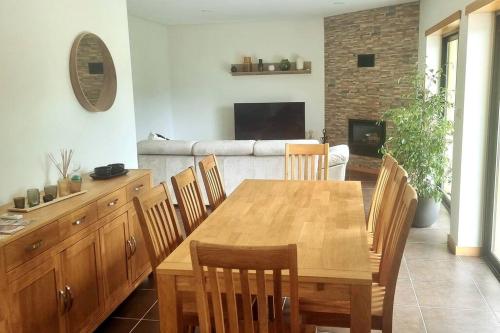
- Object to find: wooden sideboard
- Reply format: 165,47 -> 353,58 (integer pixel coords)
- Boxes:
0,170 -> 152,333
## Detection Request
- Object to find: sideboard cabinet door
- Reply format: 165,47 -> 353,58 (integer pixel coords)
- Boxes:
9,259 -> 64,333
60,231 -> 103,333
128,208 -> 151,283
99,212 -> 131,310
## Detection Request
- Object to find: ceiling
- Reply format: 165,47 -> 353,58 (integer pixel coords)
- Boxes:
127,0 -> 417,25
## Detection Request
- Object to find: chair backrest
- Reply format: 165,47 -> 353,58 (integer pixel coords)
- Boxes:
190,241 -> 300,333
199,154 -> 227,211
172,167 -> 208,236
285,143 -> 329,181
133,182 -> 183,269
367,155 -> 398,232
378,184 -> 417,318
372,164 -> 408,255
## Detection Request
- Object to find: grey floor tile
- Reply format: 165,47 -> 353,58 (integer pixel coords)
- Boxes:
393,306 -> 426,333
475,273 -> 500,312
394,279 -> 418,306
421,307 -> 500,333
404,243 -> 456,261
398,258 -> 410,280
407,227 -> 448,244
413,278 -> 488,310
406,259 -> 471,282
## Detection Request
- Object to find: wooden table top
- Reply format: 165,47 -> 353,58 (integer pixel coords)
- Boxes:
158,179 -> 372,285
0,169 -> 150,246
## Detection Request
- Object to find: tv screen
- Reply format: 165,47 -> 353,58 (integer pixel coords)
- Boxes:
234,102 -> 305,140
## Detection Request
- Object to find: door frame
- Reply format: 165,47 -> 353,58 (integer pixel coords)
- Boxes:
483,13 -> 500,279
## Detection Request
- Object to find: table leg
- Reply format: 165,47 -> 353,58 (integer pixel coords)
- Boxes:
158,274 -> 183,333
350,284 -> 372,333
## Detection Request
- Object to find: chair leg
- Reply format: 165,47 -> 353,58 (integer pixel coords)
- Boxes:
183,325 -> 196,333
382,315 -> 393,333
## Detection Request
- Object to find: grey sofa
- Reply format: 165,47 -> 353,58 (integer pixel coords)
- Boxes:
137,139 -> 349,204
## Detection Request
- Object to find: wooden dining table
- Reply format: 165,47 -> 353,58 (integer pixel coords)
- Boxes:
156,179 -> 372,333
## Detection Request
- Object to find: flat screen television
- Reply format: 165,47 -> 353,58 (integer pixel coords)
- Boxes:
234,102 -> 305,140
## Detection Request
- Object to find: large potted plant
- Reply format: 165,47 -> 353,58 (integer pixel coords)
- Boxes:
381,70 -> 453,227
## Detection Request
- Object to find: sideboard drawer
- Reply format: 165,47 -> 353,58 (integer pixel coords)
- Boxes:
126,175 -> 151,201
4,222 -> 60,271
97,188 -> 126,218
58,202 -> 98,239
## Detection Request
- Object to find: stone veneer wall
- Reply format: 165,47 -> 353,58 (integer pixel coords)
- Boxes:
324,2 -> 420,170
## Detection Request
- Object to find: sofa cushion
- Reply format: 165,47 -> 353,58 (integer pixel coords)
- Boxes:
329,145 -> 349,166
137,140 -> 196,155
192,140 -> 255,156
253,140 -> 319,156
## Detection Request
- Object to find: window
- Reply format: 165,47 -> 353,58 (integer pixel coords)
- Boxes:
440,33 -> 459,202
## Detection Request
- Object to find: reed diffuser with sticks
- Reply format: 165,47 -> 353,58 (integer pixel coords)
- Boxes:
49,149 -> 74,197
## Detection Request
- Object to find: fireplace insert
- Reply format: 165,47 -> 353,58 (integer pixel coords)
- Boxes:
348,119 -> 386,158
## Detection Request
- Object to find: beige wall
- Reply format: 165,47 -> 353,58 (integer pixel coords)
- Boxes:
0,0 -> 137,205
129,15 -> 173,141
163,19 -> 325,140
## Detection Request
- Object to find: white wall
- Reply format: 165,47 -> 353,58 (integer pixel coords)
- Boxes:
0,0 -> 137,205
165,19 -> 325,140
129,16 -> 173,140
419,0 -> 495,249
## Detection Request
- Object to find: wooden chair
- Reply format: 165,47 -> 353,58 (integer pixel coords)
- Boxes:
199,154 -> 227,211
367,155 -> 398,233
285,144 -> 329,181
132,182 -> 197,331
172,167 -> 208,236
300,184 -> 418,333
371,164 -> 408,256
190,241 -> 301,333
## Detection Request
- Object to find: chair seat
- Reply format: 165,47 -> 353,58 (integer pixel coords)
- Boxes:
299,283 -> 385,328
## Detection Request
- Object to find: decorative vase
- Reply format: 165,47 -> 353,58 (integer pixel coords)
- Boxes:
58,178 -> 71,197
27,189 -> 40,207
296,57 -> 304,70
70,175 -> 82,193
412,197 -> 440,228
13,197 -> 25,209
258,59 -> 264,72
44,185 -> 58,199
279,59 -> 291,71
243,56 -> 252,72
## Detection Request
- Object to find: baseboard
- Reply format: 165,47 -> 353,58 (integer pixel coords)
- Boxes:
447,234 -> 482,256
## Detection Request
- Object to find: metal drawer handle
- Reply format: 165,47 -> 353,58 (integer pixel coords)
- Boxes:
26,240 -> 43,251
65,285 -> 74,311
131,236 -> 137,255
107,199 -> 119,207
134,184 -> 144,192
72,216 -> 86,226
126,239 -> 134,259
59,289 -> 68,314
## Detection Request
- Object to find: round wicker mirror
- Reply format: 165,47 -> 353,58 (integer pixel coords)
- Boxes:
69,32 -> 116,112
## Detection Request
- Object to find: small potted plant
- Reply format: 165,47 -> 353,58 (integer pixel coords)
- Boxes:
381,69 -> 453,227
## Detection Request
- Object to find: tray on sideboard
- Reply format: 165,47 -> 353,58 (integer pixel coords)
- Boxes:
8,190 -> 88,213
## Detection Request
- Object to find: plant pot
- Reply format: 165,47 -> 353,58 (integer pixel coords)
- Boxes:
412,197 -> 440,228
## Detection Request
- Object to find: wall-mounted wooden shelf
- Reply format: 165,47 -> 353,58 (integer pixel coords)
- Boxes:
231,61 -> 312,76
